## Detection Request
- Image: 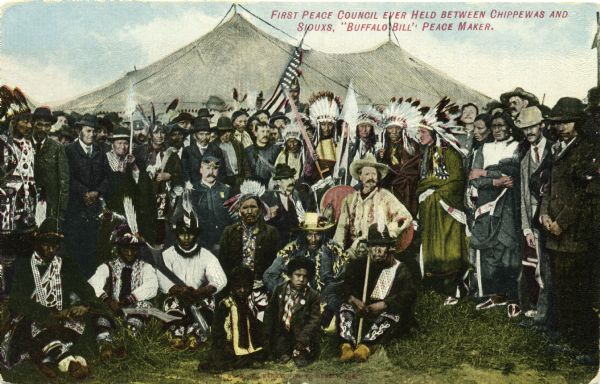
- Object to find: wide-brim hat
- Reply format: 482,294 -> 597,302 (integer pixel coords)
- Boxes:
269,112 -> 290,127
197,108 -> 213,119
172,112 -> 195,124
216,116 -> 234,132
35,218 -> 64,241
349,153 -> 389,180
500,87 -> 540,107
272,163 -> 297,180
363,223 -> 396,246
192,117 -> 212,133
514,106 -> 543,129
108,127 -> 131,141
32,107 -> 57,124
253,109 -> 271,119
298,212 -> 335,232
75,114 -> 101,130
546,97 -> 586,122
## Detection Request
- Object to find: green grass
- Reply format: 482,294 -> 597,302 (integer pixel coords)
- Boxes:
2,291 -> 596,383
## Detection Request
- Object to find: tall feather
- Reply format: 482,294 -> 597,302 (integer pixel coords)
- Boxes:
123,196 -> 138,235
165,98 -> 179,114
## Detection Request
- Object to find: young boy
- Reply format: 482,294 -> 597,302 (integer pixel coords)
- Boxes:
264,257 -> 321,367
200,266 -> 265,372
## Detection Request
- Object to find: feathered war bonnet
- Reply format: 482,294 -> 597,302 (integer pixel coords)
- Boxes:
382,97 -> 422,155
224,180 -> 269,220
171,182 -> 201,235
419,97 -> 468,157
308,91 -> 341,143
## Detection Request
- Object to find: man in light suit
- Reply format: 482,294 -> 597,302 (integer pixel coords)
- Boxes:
516,107 -> 554,326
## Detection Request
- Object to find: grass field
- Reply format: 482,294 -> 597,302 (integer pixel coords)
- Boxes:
2,291 -> 596,384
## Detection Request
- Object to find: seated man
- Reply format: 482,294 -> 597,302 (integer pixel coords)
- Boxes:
263,212 -> 347,327
2,218 -> 104,379
157,204 -> 228,349
88,223 -> 159,359
200,266 -> 265,373
338,224 -> 417,363
263,257 -> 321,368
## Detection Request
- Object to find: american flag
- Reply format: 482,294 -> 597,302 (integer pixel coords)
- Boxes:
262,43 -> 303,114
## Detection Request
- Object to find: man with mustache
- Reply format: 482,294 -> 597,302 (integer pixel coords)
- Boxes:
500,87 -> 540,119
515,107 -> 554,325
182,118 -> 225,185
191,155 -> 233,255
334,153 -> 412,255
215,116 -> 250,193
338,224 -> 417,363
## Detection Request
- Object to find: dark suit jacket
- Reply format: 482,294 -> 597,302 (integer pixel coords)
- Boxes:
263,281 -> 321,354
182,141 -> 226,184
540,137 -> 591,253
34,138 -> 69,220
219,220 -> 280,282
65,141 -> 109,214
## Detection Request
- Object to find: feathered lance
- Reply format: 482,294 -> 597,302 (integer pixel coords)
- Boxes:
284,89 -> 324,179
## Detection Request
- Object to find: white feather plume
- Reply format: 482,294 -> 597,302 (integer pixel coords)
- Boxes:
382,99 -> 422,154
123,196 -> 138,235
239,180 -> 265,198
309,95 -> 340,125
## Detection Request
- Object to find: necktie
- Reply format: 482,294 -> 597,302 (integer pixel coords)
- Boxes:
119,266 -> 133,302
533,146 -> 540,163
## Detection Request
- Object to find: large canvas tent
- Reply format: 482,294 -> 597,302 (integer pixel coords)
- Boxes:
56,11 -> 489,114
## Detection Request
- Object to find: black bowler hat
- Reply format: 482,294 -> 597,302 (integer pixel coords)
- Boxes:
75,114 -> 101,130
546,97 -> 586,122
192,118 -> 212,133
32,107 -> 57,124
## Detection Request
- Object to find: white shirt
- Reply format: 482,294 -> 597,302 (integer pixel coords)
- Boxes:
88,259 -> 158,302
158,246 -> 227,294
482,139 -> 519,169
79,140 -> 93,156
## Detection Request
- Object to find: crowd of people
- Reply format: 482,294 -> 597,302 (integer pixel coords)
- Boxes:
0,80 -> 598,381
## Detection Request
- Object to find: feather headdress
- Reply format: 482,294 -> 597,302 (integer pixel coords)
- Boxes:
224,180 -> 267,219
282,122 -> 303,143
171,182 -> 200,232
420,97 -> 467,157
309,91 -> 341,124
0,86 -> 31,128
382,98 -> 422,154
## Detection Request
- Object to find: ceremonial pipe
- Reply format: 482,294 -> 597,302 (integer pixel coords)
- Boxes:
284,89 -> 324,179
357,251 -> 371,344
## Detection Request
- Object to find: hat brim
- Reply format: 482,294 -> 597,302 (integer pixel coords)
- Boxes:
108,134 -> 130,141
349,160 -> 389,181
515,120 -> 543,129
362,238 -> 396,246
500,90 -> 538,106
75,121 -> 100,130
298,222 -> 336,231
545,115 -> 585,123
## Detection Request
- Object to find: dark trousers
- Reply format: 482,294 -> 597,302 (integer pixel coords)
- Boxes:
549,250 -> 597,353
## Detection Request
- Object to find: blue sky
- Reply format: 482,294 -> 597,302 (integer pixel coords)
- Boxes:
0,1 -> 598,106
